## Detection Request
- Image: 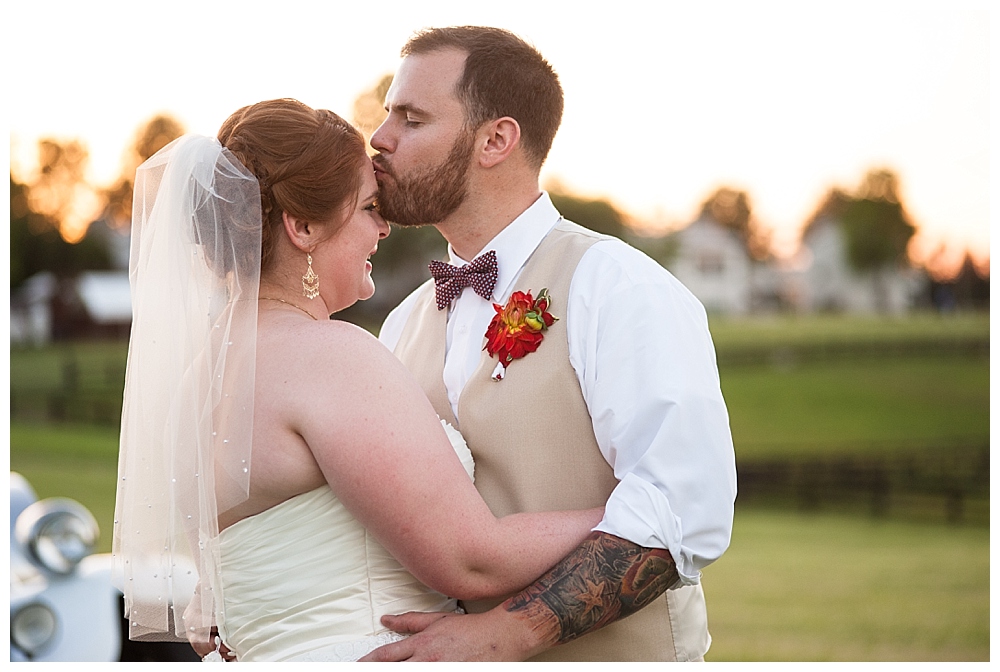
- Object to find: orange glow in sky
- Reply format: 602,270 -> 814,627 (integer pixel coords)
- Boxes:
8,1 -> 992,278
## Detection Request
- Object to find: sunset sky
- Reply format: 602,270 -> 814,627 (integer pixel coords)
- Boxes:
8,0 -> 992,277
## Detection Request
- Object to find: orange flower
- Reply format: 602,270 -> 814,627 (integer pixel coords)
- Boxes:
484,288 -> 557,380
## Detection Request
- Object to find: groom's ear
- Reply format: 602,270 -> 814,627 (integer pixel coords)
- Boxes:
282,211 -> 316,252
477,117 -> 521,169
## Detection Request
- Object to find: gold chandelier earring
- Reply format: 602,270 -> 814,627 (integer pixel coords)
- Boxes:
302,253 -> 320,299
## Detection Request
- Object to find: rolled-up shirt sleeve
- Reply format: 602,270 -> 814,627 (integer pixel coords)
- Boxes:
569,240 -> 737,585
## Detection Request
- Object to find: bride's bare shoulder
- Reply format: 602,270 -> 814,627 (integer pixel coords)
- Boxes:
256,317 -> 419,429
258,317 -> 398,376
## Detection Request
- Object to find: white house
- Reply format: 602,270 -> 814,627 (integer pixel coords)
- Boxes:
666,216 -> 754,315
799,217 -> 924,314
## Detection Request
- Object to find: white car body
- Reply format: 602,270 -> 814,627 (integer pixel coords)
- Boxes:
10,472 -> 198,662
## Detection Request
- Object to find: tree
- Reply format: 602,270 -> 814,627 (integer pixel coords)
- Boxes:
803,169 -> 918,313
102,114 -> 185,228
838,169 -> 916,272
11,174 -> 112,288
548,189 -> 629,241
352,74 -> 393,150
927,253 -> 989,311
11,136 -> 115,287
698,187 -> 770,260
803,187 -> 851,229
11,174 -> 53,287
25,138 -> 103,243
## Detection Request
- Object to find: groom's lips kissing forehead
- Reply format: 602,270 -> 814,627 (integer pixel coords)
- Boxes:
372,155 -> 392,180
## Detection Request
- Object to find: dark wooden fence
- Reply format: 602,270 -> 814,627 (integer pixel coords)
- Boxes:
11,355 -> 126,426
736,443 -> 990,525
716,336 -> 988,368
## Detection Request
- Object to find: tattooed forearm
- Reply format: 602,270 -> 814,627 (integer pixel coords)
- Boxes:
501,531 -> 678,646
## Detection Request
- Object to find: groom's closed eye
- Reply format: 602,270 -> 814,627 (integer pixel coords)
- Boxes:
387,102 -> 430,125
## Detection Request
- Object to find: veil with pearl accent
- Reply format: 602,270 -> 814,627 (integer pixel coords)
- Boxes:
112,134 -> 261,642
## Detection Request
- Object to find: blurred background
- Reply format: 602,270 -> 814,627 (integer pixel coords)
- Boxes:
8,0 -> 990,662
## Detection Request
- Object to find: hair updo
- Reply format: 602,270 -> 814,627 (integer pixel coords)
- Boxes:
217,98 -> 368,273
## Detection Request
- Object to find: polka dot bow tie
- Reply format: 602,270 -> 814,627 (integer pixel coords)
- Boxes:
428,250 -> 499,310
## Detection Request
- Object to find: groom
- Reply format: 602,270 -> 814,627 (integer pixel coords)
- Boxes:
372,26 -> 736,661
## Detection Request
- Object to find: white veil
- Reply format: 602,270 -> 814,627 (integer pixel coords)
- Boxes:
112,135 -> 261,641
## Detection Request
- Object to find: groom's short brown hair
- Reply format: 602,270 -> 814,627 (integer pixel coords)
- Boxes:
402,26 -> 563,170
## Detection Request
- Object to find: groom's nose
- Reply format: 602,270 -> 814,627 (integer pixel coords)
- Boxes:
370,118 -> 393,154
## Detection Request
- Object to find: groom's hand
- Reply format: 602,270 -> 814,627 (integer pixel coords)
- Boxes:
358,610 -> 538,661
378,610 -> 451,636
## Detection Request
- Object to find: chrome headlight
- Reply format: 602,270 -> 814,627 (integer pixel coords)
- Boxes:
11,602 -> 58,657
14,498 -> 99,575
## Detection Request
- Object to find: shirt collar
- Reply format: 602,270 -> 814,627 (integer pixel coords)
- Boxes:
446,192 -> 560,302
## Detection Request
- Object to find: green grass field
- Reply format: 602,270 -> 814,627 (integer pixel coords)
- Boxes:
724,357 -> 988,458
702,509 -> 989,661
707,311 -> 988,350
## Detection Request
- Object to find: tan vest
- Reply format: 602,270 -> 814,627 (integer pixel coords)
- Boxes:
393,222 -> 703,661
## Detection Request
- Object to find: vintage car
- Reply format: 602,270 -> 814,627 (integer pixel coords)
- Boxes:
10,472 -> 198,661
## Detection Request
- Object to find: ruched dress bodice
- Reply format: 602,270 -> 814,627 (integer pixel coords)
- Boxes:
216,422 -> 473,662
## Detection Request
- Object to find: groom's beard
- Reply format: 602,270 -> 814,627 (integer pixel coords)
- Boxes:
374,128 -> 475,227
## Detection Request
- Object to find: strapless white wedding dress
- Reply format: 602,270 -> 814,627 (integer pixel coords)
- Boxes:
215,421 -> 474,662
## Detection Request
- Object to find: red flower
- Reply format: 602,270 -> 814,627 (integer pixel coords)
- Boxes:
484,288 -> 557,380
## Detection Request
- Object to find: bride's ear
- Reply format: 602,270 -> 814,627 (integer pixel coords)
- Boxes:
282,211 -> 316,252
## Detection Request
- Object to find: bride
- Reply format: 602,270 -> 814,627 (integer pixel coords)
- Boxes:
112,98 -> 601,662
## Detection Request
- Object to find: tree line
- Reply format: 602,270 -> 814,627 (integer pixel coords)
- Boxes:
10,76 -> 965,306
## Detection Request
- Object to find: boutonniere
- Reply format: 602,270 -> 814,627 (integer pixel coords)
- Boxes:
483,288 -> 558,381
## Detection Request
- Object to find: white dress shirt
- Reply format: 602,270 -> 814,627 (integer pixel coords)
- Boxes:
379,192 -> 737,584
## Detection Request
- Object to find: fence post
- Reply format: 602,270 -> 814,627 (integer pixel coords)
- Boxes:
62,355 -> 79,392
945,484 -> 964,524
796,460 -> 822,511
870,461 -> 890,517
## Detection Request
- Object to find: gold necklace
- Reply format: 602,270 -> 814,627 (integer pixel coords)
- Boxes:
258,297 -> 320,321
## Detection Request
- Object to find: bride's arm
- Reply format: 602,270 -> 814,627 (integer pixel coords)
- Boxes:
291,322 -> 603,601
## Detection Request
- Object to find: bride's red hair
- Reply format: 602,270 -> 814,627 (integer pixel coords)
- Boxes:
218,98 -> 367,273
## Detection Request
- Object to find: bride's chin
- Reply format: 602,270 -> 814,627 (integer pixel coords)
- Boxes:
360,270 -> 375,301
